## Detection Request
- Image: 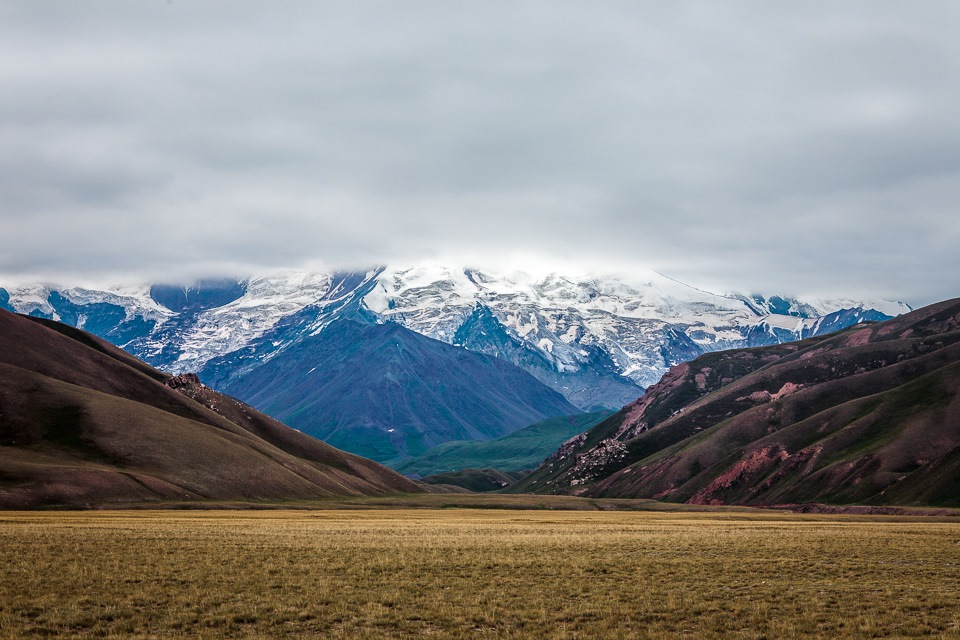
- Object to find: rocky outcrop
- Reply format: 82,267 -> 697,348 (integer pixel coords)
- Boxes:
164,372 -> 223,414
567,439 -> 629,488
163,372 -> 203,390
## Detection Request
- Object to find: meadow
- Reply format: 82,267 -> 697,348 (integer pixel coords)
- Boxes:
1,507 -> 959,639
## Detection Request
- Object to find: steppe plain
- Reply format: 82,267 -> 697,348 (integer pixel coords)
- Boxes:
2,503 -> 959,639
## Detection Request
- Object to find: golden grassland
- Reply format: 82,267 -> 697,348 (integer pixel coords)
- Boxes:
1,507 -> 959,639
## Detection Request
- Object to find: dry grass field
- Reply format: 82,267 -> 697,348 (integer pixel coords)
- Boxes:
1,508 -> 959,639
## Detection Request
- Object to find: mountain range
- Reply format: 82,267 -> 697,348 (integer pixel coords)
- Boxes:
1,267 -> 907,401
1,267 -> 909,464
2,281 -> 955,509
0,308 -> 419,508
510,298 -> 960,508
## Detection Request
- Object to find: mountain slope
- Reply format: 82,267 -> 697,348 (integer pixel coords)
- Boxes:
511,298 -> 960,507
210,319 -> 580,465
0,310 -> 420,508
395,411 -> 612,477
451,305 -> 643,410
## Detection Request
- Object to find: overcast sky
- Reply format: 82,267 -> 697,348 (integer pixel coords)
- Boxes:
1,1 -> 958,305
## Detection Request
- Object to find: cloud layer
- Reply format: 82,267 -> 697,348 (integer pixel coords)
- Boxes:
2,1 -> 958,305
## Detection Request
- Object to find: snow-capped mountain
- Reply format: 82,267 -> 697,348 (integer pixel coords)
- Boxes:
0,266 -> 910,410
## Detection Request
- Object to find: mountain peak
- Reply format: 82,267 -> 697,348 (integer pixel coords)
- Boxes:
213,317 -> 580,464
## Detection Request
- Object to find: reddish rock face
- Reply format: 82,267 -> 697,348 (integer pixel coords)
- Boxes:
843,328 -> 873,347
688,446 -> 790,505
619,362 -> 690,432
771,382 -> 801,400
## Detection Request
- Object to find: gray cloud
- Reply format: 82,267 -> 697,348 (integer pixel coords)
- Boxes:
1,1 -> 959,305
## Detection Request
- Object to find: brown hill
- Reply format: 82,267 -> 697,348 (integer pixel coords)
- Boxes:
511,298 -> 960,507
0,310 -> 420,508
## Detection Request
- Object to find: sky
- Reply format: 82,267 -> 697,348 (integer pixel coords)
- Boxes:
1,1 -> 958,306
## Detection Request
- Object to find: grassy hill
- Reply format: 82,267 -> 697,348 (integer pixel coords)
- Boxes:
394,411 -> 611,477
0,310 -> 420,508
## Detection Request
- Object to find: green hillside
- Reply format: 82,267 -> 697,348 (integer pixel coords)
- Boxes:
395,411 -> 611,477
420,468 -> 529,492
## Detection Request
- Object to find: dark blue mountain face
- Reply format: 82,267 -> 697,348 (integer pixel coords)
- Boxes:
198,276 -> 386,389
45,292 -> 159,347
149,279 -> 247,312
658,327 -> 704,367
744,308 -> 895,348
744,322 -> 806,348
214,319 -> 581,465
0,290 -> 159,350
453,305 -> 644,410
198,304 -> 327,389
811,308 -> 892,337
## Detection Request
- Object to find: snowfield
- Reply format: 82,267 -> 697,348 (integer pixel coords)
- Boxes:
1,265 -> 909,398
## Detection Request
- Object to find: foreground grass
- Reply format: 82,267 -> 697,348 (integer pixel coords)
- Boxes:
1,510 -> 959,638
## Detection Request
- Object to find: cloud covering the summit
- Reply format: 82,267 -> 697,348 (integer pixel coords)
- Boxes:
1,1 -> 959,305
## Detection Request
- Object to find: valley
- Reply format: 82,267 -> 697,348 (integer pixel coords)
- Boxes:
1,278 -> 958,640
396,411 -> 612,477
3,4 -> 956,639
